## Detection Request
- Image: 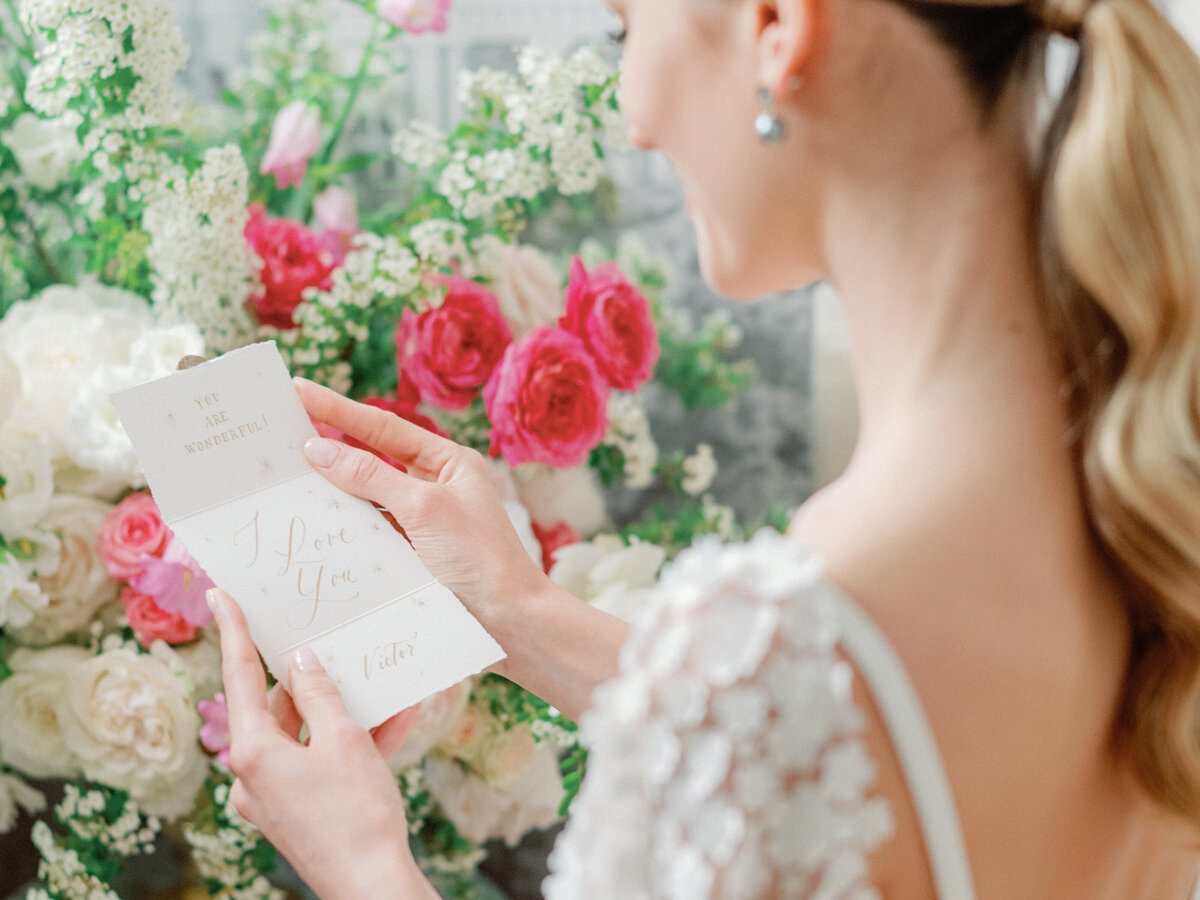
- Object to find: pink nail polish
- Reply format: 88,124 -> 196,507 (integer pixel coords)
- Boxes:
303,437 -> 339,467
294,647 -> 323,672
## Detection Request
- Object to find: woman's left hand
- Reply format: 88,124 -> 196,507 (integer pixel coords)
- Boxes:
209,587 -> 440,900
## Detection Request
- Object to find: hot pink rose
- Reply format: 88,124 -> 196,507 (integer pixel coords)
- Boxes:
560,256 -> 659,392
121,587 -> 197,648
378,0 -> 451,33
260,100 -> 322,189
484,327 -> 610,468
95,492 -> 170,581
396,279 -> 513,410
244,204 -> 338,329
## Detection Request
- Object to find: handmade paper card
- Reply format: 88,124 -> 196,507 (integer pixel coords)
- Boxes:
111,341 -> 505,729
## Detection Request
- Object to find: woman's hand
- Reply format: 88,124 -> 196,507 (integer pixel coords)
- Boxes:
293,378 -> 630,720
295,377 -> 546,634
209,587 -> 439,900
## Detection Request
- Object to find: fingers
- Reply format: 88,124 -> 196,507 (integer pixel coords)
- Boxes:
302,435 -> 418,513
286,648 -> 358,740
268,683 -> 304,741
294,378 -> 458,480
209,589 -> 274,739
370,706 -> 419,761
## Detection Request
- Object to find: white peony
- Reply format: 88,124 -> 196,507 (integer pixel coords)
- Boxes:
59,647 -> 207,820
0,771 -> 47,834
15,494 -> 119,644
0,645 -> 91,779
513,463 -> 610,536
0,433 -> 55,537
471,723 -> 538,789
550,534 -> 665,624
1,112 -> 81,191
0,558 -> 49,630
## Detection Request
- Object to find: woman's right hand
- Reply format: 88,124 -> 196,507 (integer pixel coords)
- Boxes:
294,377 -> 547,635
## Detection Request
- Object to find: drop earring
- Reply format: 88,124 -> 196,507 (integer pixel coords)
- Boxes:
754,88 -> 785,143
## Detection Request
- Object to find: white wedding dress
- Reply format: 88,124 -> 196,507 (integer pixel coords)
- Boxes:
542,528 -> 975,899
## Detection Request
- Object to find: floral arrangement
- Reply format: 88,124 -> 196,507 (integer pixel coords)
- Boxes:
0,0 -> 762,897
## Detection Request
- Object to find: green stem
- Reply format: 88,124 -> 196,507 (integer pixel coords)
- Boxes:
317,16 -> 383,168
24,221 -> 67,286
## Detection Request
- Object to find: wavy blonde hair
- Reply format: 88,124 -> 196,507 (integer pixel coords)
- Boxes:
896,0 -> 1200,819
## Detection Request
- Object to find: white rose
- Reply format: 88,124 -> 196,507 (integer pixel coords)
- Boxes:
550,534 -> 665,623
0,433 -> 55,537
513,464 -> 610,536
0,645 -> 91,778
489,242 -> 563,338
59,648 -> 207,820
0,771 -> 47,834
0,348 -> 20,431
2,112 -> 81,191
15,494 -> 119,644
389,681 -> 471,771
63,366 -> 150,496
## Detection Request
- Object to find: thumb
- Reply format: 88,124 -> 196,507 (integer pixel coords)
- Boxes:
288,647 -> 355,738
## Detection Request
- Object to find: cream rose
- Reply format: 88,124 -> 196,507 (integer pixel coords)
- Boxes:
59,647 -> 207,820
389,681 -> 471,771
0,558 -> 48,630
16,494 -> 119,644
423,755 -> 510,844
470,723 -> 538,789
490,242 -> 564,338
0,645 -> 90,778
0,348 -> 19,431
492,740 -> 565,846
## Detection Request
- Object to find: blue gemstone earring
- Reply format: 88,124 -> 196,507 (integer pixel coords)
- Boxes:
754,88 -> 785,143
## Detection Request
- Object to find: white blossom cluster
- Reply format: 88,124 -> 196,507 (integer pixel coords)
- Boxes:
229,0 -> 333,119
409,218 -> 471,270
142,145 -> 258,353
56,786 -> 160,856
30,820 -> 122,900
394,45 -> 623,227
19,0 -> 188,132
287,233 -> 421,390
604,392 -> 658,489
0,769 -> 46,833
183,784 -> 287,900
681,443 -> 717,496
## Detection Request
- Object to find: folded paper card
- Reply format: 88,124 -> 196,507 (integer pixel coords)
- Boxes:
110,340 -> 505,729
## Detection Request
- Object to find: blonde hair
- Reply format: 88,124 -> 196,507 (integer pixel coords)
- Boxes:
901,0 -> 1200,820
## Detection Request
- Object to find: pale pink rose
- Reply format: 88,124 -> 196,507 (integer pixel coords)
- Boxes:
491,243 -> 564,337
121,587 -> 197,648
483,327 -> 610,468
260,101 -> 322,189
313,185 -> 359,264
560,255 -> 659,392
95,492 -> 170,581
378,0 -> 451,33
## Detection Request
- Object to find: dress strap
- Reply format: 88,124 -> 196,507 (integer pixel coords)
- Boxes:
833,596 -> 978,900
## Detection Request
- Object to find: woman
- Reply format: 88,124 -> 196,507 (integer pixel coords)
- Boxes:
209,0 -> 1200,895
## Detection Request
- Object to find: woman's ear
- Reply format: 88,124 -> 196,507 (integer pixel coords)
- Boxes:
753,0 -> 820,94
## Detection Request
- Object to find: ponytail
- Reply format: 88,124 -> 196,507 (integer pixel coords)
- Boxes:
1038,0 -> 1200,820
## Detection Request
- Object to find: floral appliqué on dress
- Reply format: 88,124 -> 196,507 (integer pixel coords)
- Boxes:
544,529 -> 894,899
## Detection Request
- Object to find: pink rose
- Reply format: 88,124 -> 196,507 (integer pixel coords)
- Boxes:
560,256 -> 659,392
484,327 -> 610,468
378,0 -> 451,33
260,100 -> 322,189
121,587 -> 197,648
244,204 -> 338,329
531,520 -> 582,574
396,278 -> 513,410
95,492 -> 170,581
198,693 -> 232,768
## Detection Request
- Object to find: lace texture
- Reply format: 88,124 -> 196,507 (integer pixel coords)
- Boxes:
543,529 -> 894,900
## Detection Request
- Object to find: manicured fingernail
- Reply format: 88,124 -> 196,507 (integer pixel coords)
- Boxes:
294,647 -> 323,672
206,589 -> 220,613
303,437 -> 339,467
